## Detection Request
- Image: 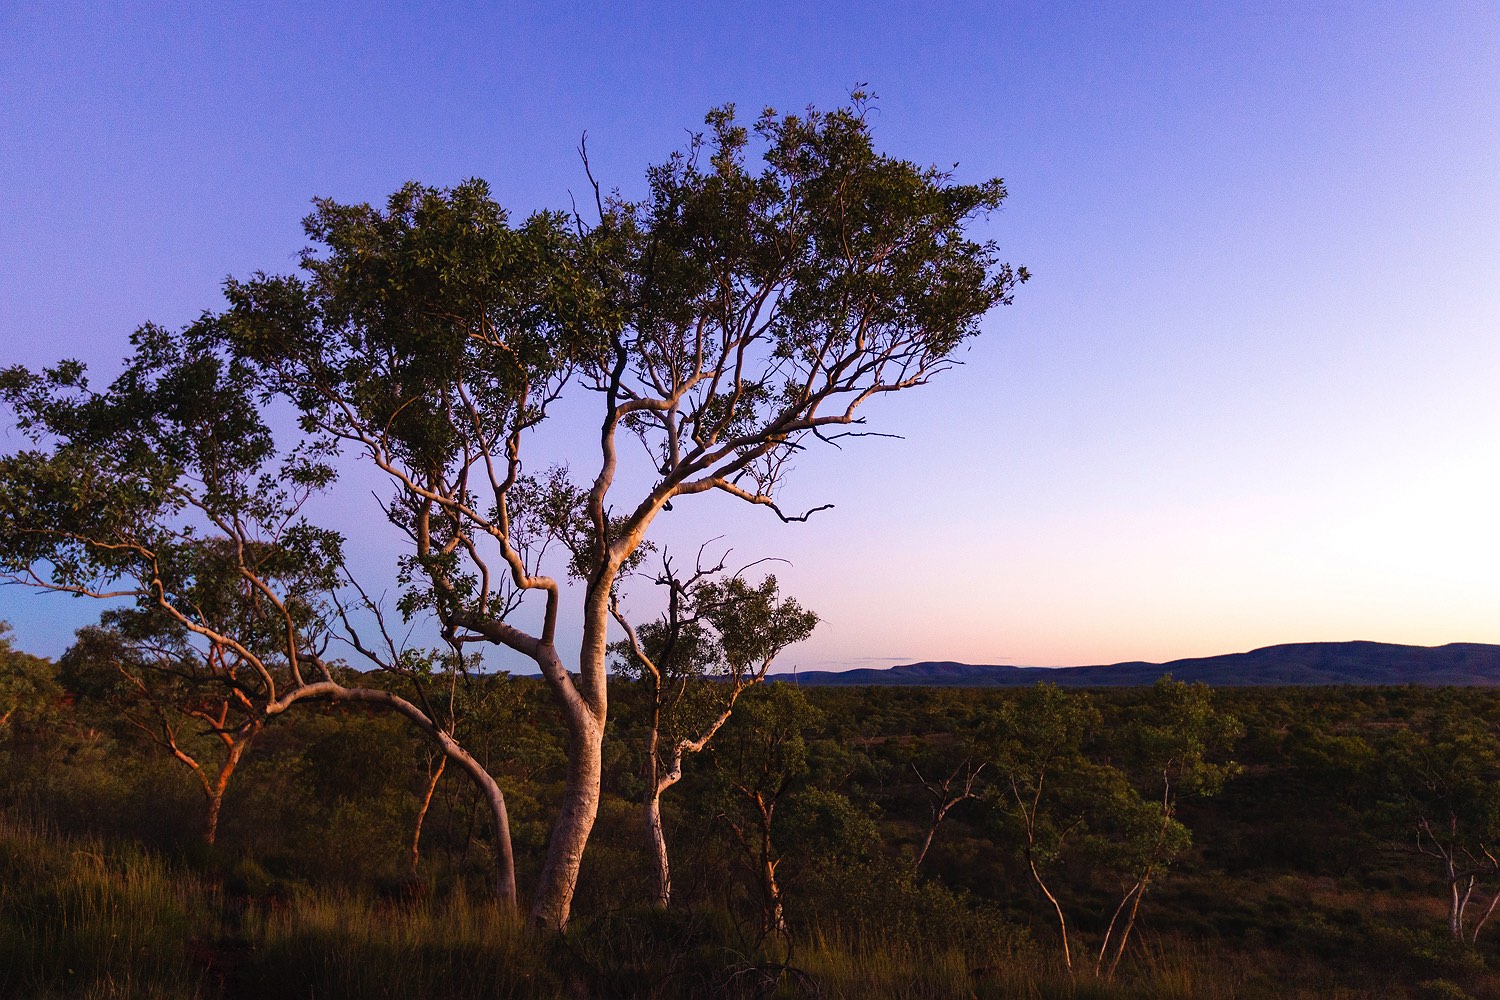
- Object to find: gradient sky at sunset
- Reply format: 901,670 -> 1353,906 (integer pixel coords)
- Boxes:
3,4 -> 1498,671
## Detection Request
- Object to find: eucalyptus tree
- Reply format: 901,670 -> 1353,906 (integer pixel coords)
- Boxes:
1093,677 -> 1241,979
612,557 -> 817,909
218,97 -> 1024,929
986,684 -> 1105,973
59,622 -> 264,845
0,329 -> 522,906
986,680 -> 1240,977
1380,710 -> 1500,943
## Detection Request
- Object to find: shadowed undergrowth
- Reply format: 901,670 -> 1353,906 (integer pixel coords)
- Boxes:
2,814 -> 1464,1000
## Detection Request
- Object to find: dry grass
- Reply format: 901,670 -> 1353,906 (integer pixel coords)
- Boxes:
1,813 -> 1495,1000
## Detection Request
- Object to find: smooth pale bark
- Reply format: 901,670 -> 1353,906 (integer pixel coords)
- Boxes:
531,709 -> 603,930
1097,794 -> 1172,979
642,696 -> 748,910
644,724 -> 673,909
529,580 -> 612,931
1108,877 -> 1150,980
1414,816 -> 1500,944
760,831 -> 787,937
753,795 -> 788,938
1008,773 -> 1075,974
1030,856 -> 1072,974
614,581 -> 792,913
1471,886 -> 1500,943
1451,865 -> 1465,940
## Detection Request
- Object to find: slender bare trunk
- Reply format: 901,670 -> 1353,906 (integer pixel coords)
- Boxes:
1471,886 -> 1500,943
1029,856 -> 1071,973
749,794 -> 787,938
1106,874 -> 1152,981
643,718 -> 676,909
763,854 -> 786,938
913,824 -> 941,874
467,750 -> 517,909
1096,881 -> 1141,978
203,733 -> 253,846
1450,859 -> 1465,940
411,755 -> 447,876
645,784 -> 671,909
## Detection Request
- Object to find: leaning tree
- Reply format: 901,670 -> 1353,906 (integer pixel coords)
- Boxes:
3,96 -> 1024,930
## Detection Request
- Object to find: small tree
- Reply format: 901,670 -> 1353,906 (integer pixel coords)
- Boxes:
986,679 -> 1239,978
707,683 -> 873,940
1093,677 -> 1241,979
1380,710 -> 1500,943
611,554 -> 817,908
59,623 -> 263,845
985,683 -> 1105,973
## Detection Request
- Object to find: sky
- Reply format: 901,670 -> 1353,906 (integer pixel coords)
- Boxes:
2,3 -> 1498,671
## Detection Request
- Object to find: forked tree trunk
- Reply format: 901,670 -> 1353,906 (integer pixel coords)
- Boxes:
761,857 -> 787,937
530,581 -> 611,931
1101,873 -> 1152,981
757,799 -> 787,938
202,732 -> 255,845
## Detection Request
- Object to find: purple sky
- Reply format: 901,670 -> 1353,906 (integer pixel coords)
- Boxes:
3,4 -> 1498,671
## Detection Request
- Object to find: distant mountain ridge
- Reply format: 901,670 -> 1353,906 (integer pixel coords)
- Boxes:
781,641 -> 1500,687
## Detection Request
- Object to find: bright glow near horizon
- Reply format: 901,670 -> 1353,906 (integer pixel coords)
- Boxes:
2,5 -> 1498,671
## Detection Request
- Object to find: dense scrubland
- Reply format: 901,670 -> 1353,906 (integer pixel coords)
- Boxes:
4,624 -> 1500,1000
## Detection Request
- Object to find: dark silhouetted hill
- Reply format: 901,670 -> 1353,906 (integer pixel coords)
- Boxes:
782,642 -> 1500,687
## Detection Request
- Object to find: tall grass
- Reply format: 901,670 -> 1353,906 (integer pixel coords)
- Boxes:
0,813 -> 218,999
241,887 -> 545,999
796,926 -> 1256,1000
0,813 -> 1486,999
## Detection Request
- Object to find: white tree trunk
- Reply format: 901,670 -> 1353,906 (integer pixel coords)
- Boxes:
529,580 -> 611,931
645,784 -> 672,909
531,709 -> 603,930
